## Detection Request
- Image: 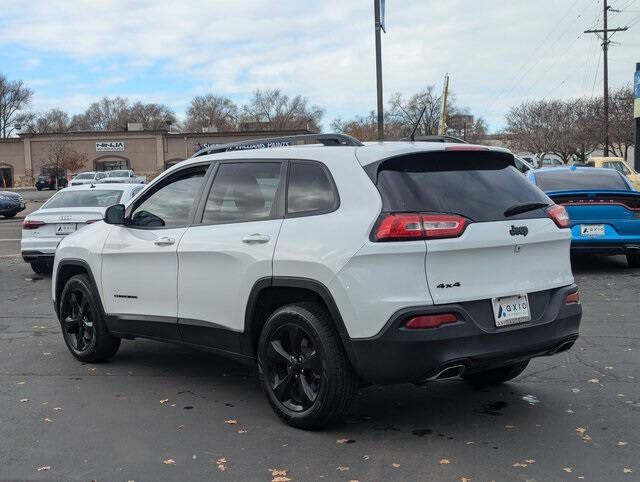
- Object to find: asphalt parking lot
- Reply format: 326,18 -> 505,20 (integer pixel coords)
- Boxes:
0,189 -> 52,258
0,193 -> 638,481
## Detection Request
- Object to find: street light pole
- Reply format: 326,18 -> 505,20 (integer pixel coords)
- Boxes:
634,62 -> 640,171
374,0 -> 384,140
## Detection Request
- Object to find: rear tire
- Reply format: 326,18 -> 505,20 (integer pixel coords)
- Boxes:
59,274 -> 121,362
627,254 -> 640,268
463,360 -> 530,388
3,212 -> 17,218
30,261 -> 52,274
257,302 -> 358,430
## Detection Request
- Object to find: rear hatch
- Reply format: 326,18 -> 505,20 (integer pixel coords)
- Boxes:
367,148 -> 574,305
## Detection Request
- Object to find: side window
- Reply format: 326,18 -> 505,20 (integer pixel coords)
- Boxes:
287,162 -> 337,215
129,167 -> 207,228
616,162 -> 631,175
202,162 -> 283,224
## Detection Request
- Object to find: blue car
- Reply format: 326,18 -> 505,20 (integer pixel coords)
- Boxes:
0,191 -> 26,218
527,166 -> 640,267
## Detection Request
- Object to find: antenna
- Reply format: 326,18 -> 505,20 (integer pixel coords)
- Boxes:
409,104 -> 428,141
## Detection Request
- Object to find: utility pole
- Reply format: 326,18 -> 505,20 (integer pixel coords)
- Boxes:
440,74 -> 450,136
374,0 -> 384,140
584,0 -> 628,157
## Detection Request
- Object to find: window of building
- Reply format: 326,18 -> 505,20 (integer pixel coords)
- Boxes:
286,162 -> 337,215
202,162 -> 283,224
96,159 -> 130,171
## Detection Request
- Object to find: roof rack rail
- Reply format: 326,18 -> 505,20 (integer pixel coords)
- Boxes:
397,135 -> 467,144
192,133 -> 363,157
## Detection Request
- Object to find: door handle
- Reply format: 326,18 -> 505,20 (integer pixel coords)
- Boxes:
154,236 -> 175,246
242,233 -> 271,244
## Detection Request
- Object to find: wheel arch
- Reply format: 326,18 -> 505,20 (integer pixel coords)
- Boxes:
55,259 -> 105,321
244,277 -> 353,359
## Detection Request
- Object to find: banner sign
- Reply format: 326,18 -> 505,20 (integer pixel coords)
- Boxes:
96,141 -> 125,152
230,141 -> 290,151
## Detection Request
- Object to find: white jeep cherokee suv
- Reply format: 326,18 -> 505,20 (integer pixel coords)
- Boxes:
52,134 -> 582,429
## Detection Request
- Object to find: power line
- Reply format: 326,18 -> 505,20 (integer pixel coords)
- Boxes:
590,48 -> 602,97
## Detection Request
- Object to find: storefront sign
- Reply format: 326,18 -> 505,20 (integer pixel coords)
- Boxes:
634,70 -> 640,118
96,141 -> 125,152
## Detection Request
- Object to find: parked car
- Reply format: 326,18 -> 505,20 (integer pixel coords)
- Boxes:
514,155 -> 535,174
527,166 -> 640,267
52,135 -> 581,429
0,191 -> 26,218
97,169 -> 146,184
540,158 -> 564,168
517,154 -> 541,168
35,173 -> 68,190
21,183 -> 145,274
588,157 -> 640,191
70,171 -> 108,186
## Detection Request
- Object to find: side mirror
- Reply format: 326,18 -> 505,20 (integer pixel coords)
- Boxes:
104,204 -> 126,225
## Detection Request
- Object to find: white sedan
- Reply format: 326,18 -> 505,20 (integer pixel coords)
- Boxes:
21,183 -> 145,273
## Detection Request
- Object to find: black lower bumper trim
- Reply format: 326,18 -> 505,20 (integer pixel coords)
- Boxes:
22,251 -> 54,263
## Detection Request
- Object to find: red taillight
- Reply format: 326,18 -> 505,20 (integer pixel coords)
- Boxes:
406,313 -> 457,329
547,205 -> 570,228
375,213 -> 468,241
565,292 -> 580,304
22,220 -> 45,230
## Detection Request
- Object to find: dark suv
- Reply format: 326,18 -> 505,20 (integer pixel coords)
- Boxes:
36,174 -> 68,191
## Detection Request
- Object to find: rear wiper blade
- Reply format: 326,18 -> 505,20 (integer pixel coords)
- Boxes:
504,202 -> 549,217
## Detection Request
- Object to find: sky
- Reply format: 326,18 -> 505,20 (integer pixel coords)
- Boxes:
1,0 -> 639,133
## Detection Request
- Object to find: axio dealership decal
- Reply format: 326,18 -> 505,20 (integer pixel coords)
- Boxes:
96,141 -> 125,152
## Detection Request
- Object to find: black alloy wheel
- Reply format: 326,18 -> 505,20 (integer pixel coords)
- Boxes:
264,322 -> 323,412
62,289 -> 96,354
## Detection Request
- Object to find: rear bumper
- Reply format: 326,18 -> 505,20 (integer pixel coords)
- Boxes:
0,204 -> 25,214
345,284 -> 581,384
22,251 -> 55,262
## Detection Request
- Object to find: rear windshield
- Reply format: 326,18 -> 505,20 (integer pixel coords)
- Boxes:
371,152 -> 550,222
107,170 -> 129,177
74,173 -> 94,180
43,190 -> 123,208
534,169 -> 629,192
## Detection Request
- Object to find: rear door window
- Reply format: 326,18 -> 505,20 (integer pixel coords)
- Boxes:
371,151 -> 550,222
286,161 -> 338,215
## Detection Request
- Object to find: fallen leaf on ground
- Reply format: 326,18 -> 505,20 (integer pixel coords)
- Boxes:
237,429 -> 247,434
37,466 -> 50,471
588,378 -> 599,384
439,459 -> 450,465
20,398 -> 29,402
392,463 -> 400,468
618,441 -> 628,446
53,407 -> 61,411
17,381 -> 25,385
159,399 -> 169,404
565,409 -> 574,413
42,352 -> 52,356
337,438 -> 355,444
513,462 -> 528,468
505,425 -> 515,429
461,478 -> 471,482
623,468 -> 632,474
217,458 -> 227,471
605,366 -> 614,370
571,388 -> 581,393
270,469 -> 287,476
163,459 -> 175,465
576,427 -> 587,435
43,418 -> 53,423
465,441 -> 476,445
563,467 -> 573,473
337,466 -> 350,471
362,455 -> 370,460
225,419 -> 237,425
525,459 -> 536,464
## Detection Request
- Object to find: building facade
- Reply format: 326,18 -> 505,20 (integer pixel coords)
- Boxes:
0,128 -> 312,187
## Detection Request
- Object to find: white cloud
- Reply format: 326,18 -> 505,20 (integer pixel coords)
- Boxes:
2,0 -> 638,130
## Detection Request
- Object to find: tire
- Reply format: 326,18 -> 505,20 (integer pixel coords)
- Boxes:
257,302 -> 358,430
463,360 -> 530,388
30,260 -> 52,274
36,186 -> 42,191
3,211 -> 17,218
627,254 -> 640,268
59,274 -> 121,362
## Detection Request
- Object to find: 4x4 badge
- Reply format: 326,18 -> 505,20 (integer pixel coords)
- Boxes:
509,225 -> 528,236
436,282 -> 461,289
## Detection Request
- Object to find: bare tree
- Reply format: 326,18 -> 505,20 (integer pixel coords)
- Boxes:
18,109 -> 71,134
387,87 -> 456,137
128,101 -> 177,130
504,100 -> 558,161
0,74 -> 33,138
241,89 -> 323,132
71,96 -> 130,131
331,111 -> 379,141
43,141 -> 88,188
185,94 -> 238,132
608,85 -> 634,160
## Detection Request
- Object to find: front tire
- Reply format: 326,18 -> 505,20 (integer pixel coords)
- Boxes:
627,253 -> 640,268
463,360 -> 530,388
257,302 -> 358,429
59,274 -> 120,362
